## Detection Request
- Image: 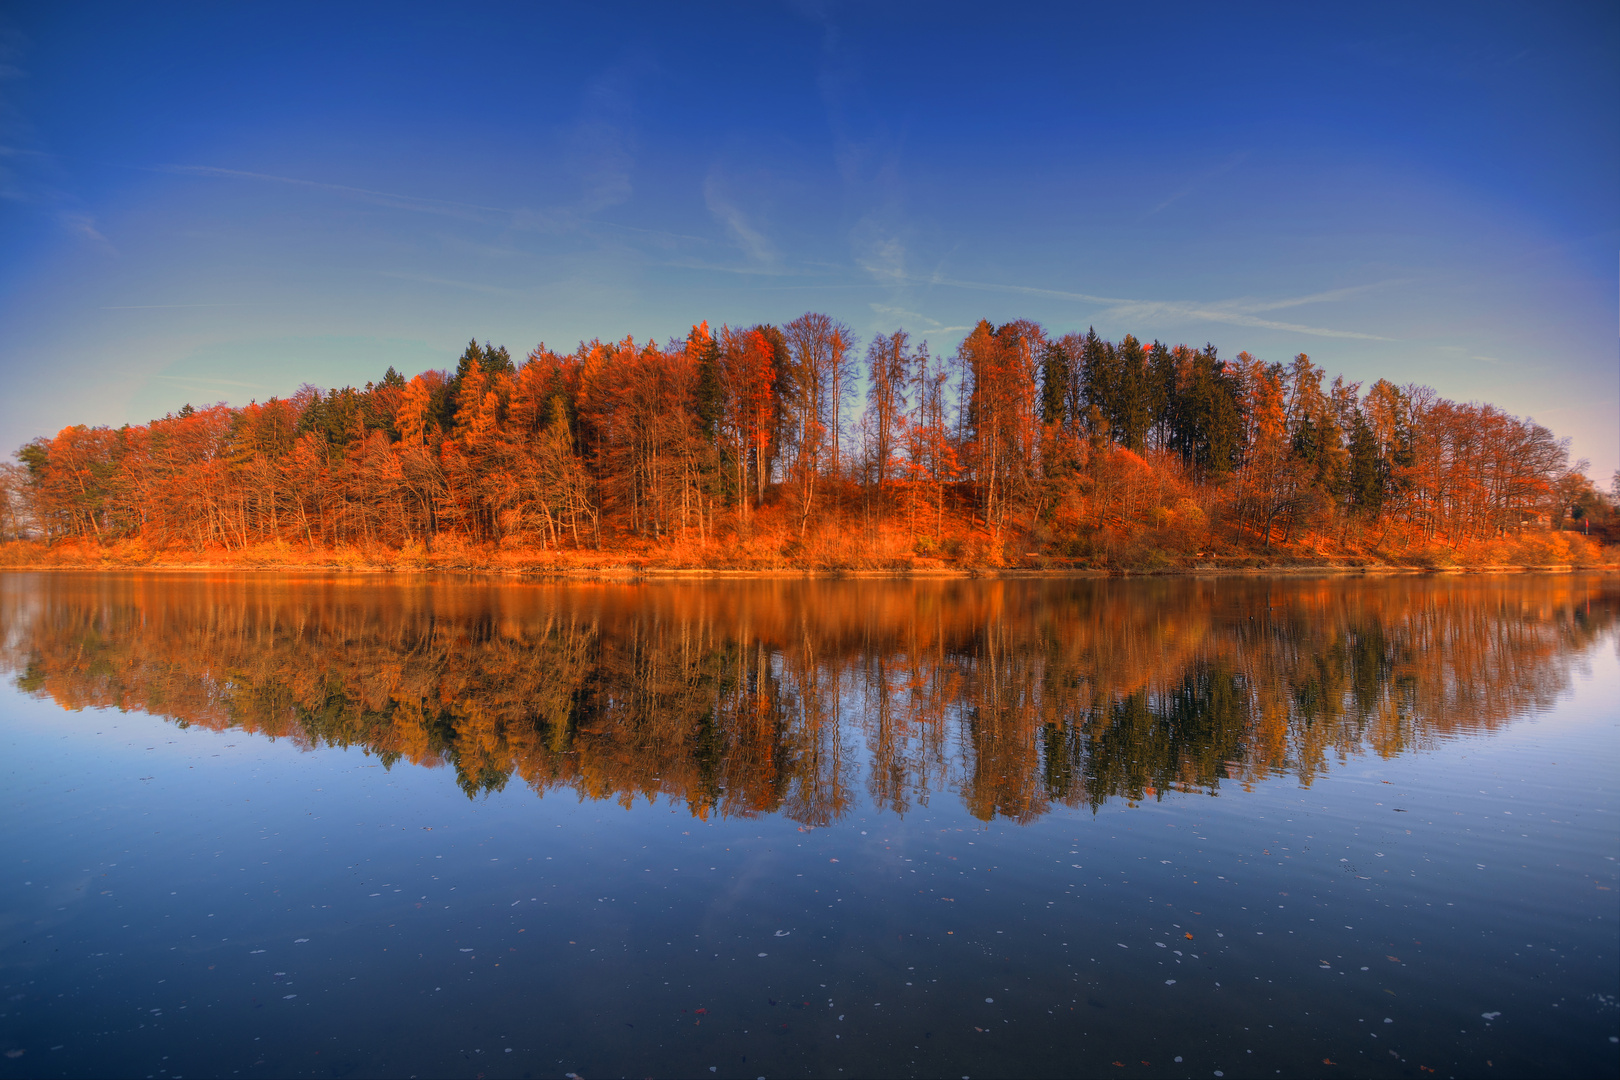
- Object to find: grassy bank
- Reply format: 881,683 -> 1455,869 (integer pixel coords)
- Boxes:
1,525 -> 1611,576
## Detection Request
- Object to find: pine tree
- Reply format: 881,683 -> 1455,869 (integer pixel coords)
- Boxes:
1039,341 -> 1069,427
1347,409 -> 1385,516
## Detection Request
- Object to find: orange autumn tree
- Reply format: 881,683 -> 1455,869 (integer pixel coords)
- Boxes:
721,325 -> 778,515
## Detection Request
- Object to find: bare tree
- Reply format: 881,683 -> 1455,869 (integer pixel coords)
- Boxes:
866,329 -> 912,495
782,313 -> 854,528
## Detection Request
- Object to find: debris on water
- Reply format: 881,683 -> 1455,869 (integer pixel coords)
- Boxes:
1481,1012 -> 1501,1021
293,938 -> 309,943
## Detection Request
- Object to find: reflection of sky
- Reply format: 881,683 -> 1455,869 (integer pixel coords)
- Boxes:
0,4 -> 1615,477
1,618 -> 1616,1076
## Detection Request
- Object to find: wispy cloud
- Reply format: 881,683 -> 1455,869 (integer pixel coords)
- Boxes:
908,274 -> 1394,341
660,257 -> 795,278
162,59 -> 647,242
852,218 -> 905,283
1144,152 -> 1247,217
869,302 -> 928,324
377,270 -> 522,296
867,302 -> 969,336
1101,300 -> 1390,341
593,219 -> 711,246
703,171 -> 776,265
568,66 -> 635,216
103,302 -> 254,310
0,144 -> 51,162
149,374 -> 272,390
161,164 -> 524,221
59,210 -> 114,251
1237,281 -> 1408,313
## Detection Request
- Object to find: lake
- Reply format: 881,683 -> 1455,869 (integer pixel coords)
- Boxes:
1,572 -> 1616,1079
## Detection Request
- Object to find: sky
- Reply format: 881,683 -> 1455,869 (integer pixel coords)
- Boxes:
1,1 -> 1616,479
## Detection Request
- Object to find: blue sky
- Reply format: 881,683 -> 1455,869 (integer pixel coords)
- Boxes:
2,1 -> 1616,477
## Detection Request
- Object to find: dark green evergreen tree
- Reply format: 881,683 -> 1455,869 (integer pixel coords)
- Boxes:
1147,341 -> 1178,450
1040,341 -> 1070,427
480,344 -> 514,377
297,387 -> 364,448
454,339 -> 486,382
755,324 -> 796,482
1079,328 -> 1114,437
694,334 -> 724,444
1114,335 -> 1150,451
1170,346 -> 1242,479
1346,410 -> 1386,515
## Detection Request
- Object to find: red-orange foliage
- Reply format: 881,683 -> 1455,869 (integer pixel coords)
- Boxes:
3,314 -> 1607,568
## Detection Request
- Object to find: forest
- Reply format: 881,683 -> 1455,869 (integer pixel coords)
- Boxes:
4,575 -> 1610,820
2,315 -> 1613,569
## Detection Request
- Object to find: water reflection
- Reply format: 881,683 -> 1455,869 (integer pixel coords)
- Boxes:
3,573 -> 1612,821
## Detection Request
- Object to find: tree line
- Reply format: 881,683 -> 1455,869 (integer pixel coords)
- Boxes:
3,314 -> 1608,561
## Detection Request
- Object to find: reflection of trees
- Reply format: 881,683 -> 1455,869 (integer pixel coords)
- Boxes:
2,574 -> 1613,823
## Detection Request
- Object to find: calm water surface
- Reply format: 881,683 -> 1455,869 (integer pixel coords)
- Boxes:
1,572 -> 1616,1079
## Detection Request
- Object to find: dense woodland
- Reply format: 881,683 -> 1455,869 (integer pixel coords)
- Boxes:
4,575 -> 1610,819
2,315 -> 1613,567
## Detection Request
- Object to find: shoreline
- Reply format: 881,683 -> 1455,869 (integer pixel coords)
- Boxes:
1,561 -> 1614,578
